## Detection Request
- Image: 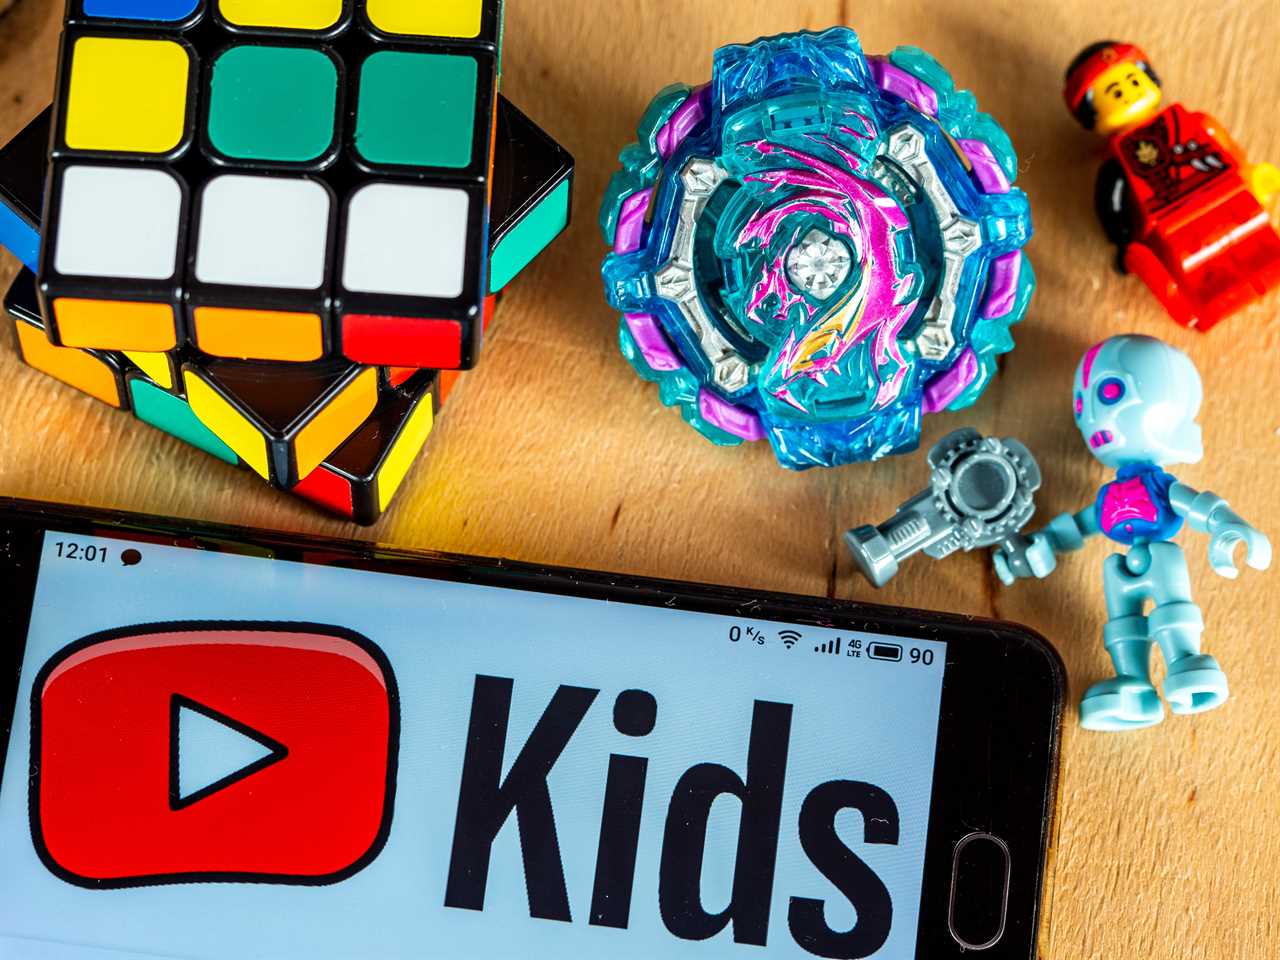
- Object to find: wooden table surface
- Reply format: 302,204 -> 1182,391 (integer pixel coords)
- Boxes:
1,1 -> 1277,956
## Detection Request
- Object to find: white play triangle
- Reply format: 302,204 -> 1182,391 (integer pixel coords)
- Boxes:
170,695 -> 288,810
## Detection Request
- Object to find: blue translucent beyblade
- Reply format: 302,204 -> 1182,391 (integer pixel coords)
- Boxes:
600,28 -> 1035,468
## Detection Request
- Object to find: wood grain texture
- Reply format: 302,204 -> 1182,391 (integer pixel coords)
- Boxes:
0,1 -> 1277,956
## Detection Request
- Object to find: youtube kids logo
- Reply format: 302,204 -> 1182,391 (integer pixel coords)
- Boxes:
30,622 -> 399,888
31,622 -> 908,958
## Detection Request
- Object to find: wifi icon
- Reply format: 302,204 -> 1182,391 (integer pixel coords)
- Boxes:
778,630 -> 802,650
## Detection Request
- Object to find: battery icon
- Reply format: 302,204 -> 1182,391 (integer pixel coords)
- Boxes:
868,642 -> 903,662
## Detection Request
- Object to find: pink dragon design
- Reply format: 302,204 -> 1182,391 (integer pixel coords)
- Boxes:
735,125 -> 920,414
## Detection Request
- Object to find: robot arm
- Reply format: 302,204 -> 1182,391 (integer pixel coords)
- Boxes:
1171,483 -> 1273,579
993,506 -> 1100,585
1095,158 -> 1135,271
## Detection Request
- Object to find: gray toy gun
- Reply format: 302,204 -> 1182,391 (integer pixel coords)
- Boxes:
845,428 -> 1042,588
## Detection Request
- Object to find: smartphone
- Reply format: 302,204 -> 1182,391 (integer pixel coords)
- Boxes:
0,497 -> 1064,960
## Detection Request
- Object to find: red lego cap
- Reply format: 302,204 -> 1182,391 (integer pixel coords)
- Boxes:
1064,42 -> 1150,112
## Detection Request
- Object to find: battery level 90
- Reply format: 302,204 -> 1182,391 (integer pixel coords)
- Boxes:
868,642 -> 903,662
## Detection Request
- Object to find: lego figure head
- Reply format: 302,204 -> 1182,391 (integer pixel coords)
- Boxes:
1073,334 -> 1203,469
1065,41 -> 1163,135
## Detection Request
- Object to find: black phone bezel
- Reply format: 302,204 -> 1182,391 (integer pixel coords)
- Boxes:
0,496 -> 1064,960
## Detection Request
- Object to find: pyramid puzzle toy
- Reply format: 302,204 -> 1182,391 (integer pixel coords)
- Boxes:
0,0 -> 574,524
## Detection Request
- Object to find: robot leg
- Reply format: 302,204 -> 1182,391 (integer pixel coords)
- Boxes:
1080,551 -> 1165,731
1147,542 -> 1229,715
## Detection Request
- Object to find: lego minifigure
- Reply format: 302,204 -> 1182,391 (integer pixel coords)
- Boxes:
994,335 -> 1271,731
1065,41 -> 1280,331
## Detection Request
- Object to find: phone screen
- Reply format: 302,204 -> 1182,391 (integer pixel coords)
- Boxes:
0,531 -> 948,960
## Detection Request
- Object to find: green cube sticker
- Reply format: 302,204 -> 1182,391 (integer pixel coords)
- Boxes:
356,51 -> 477,169
130,378 -> 240,465
491,179 -> 570,293
208,45 -> 339,164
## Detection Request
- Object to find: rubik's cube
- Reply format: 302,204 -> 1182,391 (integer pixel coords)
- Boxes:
0,1 -> 574,523
9,264 -> 455,523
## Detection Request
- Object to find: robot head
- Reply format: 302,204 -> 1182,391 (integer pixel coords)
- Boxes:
1064,41 -> 1163,135
1073,335 -> 1203,469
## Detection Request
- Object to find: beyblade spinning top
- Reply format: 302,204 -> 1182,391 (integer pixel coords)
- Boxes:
600,28 -> 1035,468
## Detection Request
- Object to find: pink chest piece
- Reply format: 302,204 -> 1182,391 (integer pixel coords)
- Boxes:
1101,477 -> 1159,532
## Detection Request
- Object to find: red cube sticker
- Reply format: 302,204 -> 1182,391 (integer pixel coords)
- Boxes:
31,622 -> 399,888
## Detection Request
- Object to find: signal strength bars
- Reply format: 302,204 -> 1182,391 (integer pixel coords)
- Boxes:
814,637 -> 842,656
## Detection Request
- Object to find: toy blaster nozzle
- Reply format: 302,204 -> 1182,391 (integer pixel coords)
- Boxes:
845,429 -> 1042,588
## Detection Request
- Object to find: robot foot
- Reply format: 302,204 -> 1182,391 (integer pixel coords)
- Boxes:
1080,676 -> 1165,732
1164,655 -> 1229,715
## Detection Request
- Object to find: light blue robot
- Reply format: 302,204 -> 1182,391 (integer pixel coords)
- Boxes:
994,335 -> 1271,731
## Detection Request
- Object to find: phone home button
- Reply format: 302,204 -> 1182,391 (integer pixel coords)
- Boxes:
947,832 -> 1011,951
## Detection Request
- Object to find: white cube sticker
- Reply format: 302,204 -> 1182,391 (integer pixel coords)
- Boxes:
195,175 -> 332,290
54,165 -> 183,281
342,183 -> 469,299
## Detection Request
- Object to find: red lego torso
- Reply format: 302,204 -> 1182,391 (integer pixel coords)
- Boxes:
1111,104 -> 1241,224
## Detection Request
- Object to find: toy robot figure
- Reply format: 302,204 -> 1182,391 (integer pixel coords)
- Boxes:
994,335 -> 1271,731
1065,41 -> 1280,331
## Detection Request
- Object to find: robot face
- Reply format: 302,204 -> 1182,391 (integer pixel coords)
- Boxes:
1088,62 -> 1163,134
1073,335 -> 1203,469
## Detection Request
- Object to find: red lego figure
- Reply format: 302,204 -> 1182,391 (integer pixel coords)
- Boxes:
1065,41 -> 1280,331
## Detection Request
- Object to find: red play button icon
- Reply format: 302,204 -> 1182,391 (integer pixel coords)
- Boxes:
31,622 -> 399,888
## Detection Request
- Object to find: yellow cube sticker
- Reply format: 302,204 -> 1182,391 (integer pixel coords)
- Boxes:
123,350 -> 175,391
377,393 -> 435,512
218,0 -> 346,32
366,0 -> 482,39
65,37 -> 191,155
185,372 -> 271,480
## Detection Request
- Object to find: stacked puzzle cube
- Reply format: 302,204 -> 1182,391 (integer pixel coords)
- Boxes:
0,0 -> 573,523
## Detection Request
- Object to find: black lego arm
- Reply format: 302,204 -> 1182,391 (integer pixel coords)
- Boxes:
1094,159 -> 1134,272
